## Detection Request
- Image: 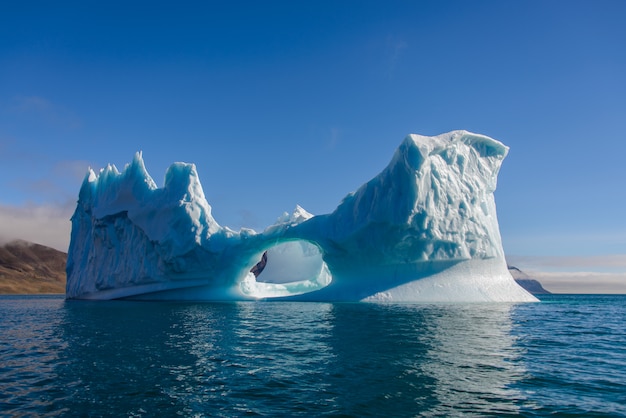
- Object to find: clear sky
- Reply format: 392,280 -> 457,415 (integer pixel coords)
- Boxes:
1,1 -> 625,292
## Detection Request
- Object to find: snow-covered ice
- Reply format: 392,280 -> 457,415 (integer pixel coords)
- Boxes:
66,131 -> 537,302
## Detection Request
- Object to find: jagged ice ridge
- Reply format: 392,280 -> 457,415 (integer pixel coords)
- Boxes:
66,131 -> 537,302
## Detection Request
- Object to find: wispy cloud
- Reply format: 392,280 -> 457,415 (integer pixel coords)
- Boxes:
385,34 -> 408,78
0,134 -> 31,163
530,271 -> 626,294
10,95 -> 82,130
4,158 -> 90,206
508,254 -> 626,272
0,150 -> 89,252
0,202 -> 73,252
503,231 -> 626,257
53,159 -> 92,181
507,254 -> 626,293
326,127 -> 341,150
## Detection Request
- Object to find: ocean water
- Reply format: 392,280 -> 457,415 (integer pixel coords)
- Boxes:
1,295 -> 625,417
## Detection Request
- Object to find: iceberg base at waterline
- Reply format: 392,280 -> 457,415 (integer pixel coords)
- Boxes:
65,131 -> 538,302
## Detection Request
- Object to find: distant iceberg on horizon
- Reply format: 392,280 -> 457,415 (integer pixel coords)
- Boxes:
66,130 -> 537,302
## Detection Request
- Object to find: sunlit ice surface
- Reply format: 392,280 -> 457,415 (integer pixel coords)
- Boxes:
66,131 -> 537,302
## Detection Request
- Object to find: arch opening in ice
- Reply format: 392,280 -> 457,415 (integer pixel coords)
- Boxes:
239,240 -> 332,299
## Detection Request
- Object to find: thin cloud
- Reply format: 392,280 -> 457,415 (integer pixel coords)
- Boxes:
16,178 -> 60,195
385,34 -> 408,78
0,134 -> 31,163
10,95 -> 82,130
3,158 -> 91,205
504,231 -> 626,256
507,254 -> 626,272
507,254 -> 626,293
0,202 -> 73,252
13,96 -> 51,112
530,271 -> 626,294
54,159 -> 92,182
326,127 -> 341,150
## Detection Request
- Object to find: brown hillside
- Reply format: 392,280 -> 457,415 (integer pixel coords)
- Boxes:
0,240 -> 67,294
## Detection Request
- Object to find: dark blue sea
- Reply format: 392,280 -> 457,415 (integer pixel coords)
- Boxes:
1,295 -> 625,417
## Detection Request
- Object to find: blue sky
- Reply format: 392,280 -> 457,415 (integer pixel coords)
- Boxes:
1,1 -> 625,292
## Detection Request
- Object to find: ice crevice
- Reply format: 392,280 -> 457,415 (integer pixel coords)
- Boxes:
66,131 -> 537,302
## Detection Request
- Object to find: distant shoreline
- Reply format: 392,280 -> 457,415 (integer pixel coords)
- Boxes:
0,240 -> 67,295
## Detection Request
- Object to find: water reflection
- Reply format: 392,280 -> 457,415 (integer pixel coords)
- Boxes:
418,304 -> 526,416
55,300 -> 199,416
160,302 -> 337,416
54,301 -> 339,416
324,303 -> 526,416
49,300 -> 527,416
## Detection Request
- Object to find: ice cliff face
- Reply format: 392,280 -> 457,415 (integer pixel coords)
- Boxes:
66,131 -> 537,302
313,132 -> 507,261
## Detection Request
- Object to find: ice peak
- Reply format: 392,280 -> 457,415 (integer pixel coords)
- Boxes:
292,205 -> 313,222
265,205 -> 313,234
397,130 -> 507,170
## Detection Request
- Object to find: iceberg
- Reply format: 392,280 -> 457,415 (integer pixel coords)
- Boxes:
66,130 -> 537,302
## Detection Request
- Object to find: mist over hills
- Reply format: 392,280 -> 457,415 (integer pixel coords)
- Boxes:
0,240 -> 66,294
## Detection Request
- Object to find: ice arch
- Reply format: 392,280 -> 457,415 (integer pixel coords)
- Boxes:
65,131 -> 538,302
240,240 -> 332,299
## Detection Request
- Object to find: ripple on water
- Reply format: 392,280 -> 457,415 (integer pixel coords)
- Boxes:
1,294 -> 625,416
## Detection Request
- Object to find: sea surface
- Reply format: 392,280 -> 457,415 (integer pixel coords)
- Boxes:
1,294 -> 625,417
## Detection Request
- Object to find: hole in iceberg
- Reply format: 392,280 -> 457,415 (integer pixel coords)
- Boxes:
240,240 -> 332,299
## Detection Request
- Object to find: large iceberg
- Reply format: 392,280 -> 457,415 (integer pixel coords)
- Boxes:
66,131 -> 537,302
